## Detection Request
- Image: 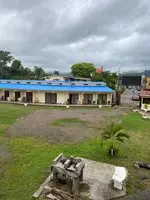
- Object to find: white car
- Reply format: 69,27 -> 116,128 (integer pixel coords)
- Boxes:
132,94 -> 140,101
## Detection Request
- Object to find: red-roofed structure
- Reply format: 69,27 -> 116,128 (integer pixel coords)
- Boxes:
96,66 -> 103,75
140,90 -> 150,111
140,90 -> 150,97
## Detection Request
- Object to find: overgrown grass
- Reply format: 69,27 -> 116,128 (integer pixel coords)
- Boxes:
122,112 -> 150,132
0,104 -> 150,199
51,118 -> 87,127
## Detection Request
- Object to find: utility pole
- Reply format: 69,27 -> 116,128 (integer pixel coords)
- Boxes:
116,65 -> 121,106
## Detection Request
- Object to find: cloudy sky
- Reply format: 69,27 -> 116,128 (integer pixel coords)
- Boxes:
0,0 -> 150,72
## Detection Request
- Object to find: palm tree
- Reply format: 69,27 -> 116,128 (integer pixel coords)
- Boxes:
101,122 -> 129,156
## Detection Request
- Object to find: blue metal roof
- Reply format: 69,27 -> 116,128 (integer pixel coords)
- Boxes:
0,79 -> 106,84
0,83 -> 114,93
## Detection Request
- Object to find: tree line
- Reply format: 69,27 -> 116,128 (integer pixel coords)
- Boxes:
0,50 -> 59,80
0,50 -> 118,89
71,63 -> 118,89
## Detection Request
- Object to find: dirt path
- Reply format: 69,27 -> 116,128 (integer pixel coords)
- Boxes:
7,108 -> 129,144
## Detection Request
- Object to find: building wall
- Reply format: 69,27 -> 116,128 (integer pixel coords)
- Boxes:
141,103 -> 150,111
107,93 -> 112,103
78,93 -> 84,104
33,91 -> 45,103
93,93 -> 98,102
0,90 -> 4,97
21,91 -> 26,99
57,92 -> 69,104
9,91 -> 15,100
141,97 -> 150,111
0,89 -> 113,105
145,78 -> 150,89
45,75 -> 65,81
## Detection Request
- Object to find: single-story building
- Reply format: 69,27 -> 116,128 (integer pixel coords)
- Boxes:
0,80 -> 114,105
44,75 -> 91,82
140,90 -> 150,111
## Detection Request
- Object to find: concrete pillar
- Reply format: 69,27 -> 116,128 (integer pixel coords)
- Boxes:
0,90 -> 4,98
21,91 -> 26,98
79,93 -> 84,104
93,93 -> 98,104
72,177 -> 79,195
141,97 -> 143,104
33,91 -> 40,103
9,90 -> 15,100
106,93 -> 113,105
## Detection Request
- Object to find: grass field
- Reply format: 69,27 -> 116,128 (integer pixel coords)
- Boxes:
0,104 -> 150,200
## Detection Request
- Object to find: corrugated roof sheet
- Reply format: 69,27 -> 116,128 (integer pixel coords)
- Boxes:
0,83 -> 114,93
0,79 -> 105,84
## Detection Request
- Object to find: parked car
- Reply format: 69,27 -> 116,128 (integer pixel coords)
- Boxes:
132,94 -> 140,101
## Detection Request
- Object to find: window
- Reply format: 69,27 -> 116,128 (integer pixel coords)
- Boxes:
7,81 -> 11,83
27,82 -> 30,84
84,83 -> 88,86
17,82 -> 20,84
48,83 -> 52,85
37,82 -> 41,84
71,83 -> 75,85
143,98 -> 150,104
59,83 -> 63,85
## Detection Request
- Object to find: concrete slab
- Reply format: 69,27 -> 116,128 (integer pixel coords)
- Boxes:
33,158 -> 127,200
81,158 -> 126,200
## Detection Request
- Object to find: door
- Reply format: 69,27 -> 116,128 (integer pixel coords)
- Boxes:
45,93 -> 57,104
26,92 -> 33,103
4,91 -> 9,100
69,94 -> 79,104
15,91 -> 21,101
98,94 -> 107,105
83,94 -> 93,104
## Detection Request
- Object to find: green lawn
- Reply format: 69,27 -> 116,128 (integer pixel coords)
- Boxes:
0,104 -> 150,200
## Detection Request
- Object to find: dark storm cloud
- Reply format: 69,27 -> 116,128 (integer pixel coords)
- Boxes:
0,0 -> 150,72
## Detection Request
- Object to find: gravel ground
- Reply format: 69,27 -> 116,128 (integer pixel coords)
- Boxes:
7,108 -> 129,144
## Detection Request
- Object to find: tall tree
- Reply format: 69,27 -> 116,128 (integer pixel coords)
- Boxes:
0,51 -> 13,66
91,72 -> 104,82
0,51 -> 13,78
71,63 -> 96,78
10,59 -> 23,76
33,66 -> 45,80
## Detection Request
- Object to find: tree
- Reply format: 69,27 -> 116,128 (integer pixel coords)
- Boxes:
21,67 -> 34,80
0,50 -> 13,67
33,66 -> 45,80
0,50 -> 48,80
91,72 -> 104,82
71,63 -> 96,78
101,71 -> 118,89
10,59 -> 23,76
53,70 -> 59,75
0,51 -> 13,78
101,122 -> 129,156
